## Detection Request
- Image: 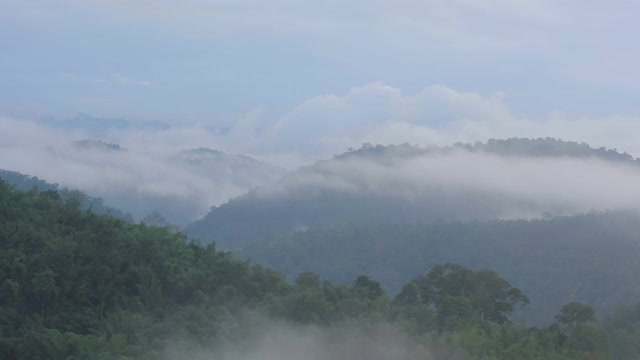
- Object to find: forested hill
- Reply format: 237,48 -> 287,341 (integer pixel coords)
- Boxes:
186,138 -> 640,247
1,177 -> 637,360
0,141 -> 286,225
336,138 -> 638,162
238,211 -> 640,325
0,169 -> 133,222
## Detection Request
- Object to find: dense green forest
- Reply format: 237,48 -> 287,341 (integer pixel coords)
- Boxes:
0,169 -> 134,222
239,213 -> 640,325
1,178 -> 637,359
187,138 -> 640,247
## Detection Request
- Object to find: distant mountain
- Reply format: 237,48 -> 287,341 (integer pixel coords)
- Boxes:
174,147 -> 285,189
74,139 -> 126,152
237,211 -> 640,325
38,113 -> 169,135
43,142 -> 285,225
0,169 -> 134,222
186,138 -> 640,247
338,137 -> 638,163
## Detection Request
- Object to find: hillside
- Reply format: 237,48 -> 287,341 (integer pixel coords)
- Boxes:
87,145 -> 287,225
2,177 -> 631,359
238,211 -> 640,325
0,139 -> 286,225
0,169 -> 133,222
186,138 -> 640,247
37,113 -> 170,135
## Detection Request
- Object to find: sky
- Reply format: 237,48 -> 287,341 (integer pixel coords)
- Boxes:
2,0 -> 640,162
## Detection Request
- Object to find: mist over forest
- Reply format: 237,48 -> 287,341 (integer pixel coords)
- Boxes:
3,1 -> 640,359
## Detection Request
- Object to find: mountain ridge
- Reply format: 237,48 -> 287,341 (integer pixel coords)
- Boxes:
186,137 -> 640,247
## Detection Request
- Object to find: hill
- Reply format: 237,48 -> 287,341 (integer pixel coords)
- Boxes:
37,113 -> 169,135
237,211 -> 640,325
0,140 -> 286,225
0,177 -> 630,360
85,145 -> 287,225
186,138 -> 640,247
0,169 -> 133,222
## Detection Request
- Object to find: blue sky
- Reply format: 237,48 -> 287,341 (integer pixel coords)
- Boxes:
2,1 -> 640,160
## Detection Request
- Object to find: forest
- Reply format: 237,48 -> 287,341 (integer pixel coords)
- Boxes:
238,214 -> 640,324
186,139 -> 640,247
1,178 -> 639,359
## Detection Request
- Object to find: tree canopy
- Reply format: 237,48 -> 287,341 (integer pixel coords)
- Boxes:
0,178 -> 632,359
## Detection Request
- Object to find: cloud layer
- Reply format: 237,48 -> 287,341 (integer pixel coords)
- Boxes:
259,83 -> 640,161
262,148 -> 640,219
163,316 -> 432,360
2,82 -> 640,223
0,116 -> 284,224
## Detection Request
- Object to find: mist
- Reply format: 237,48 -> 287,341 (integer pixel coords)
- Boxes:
162,314 -> 436,360
259,147 -> 640,219
5,81 -> 640,224
0,116 -> 285,224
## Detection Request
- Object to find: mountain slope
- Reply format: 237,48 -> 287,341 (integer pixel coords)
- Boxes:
37,112 -> 169,135
0,177 -> 620,360
186,138 -> 640,247
238,211 -> 640,325
0,169 -> 134,222
0,140 -> 286,225
82,145 -> 287,225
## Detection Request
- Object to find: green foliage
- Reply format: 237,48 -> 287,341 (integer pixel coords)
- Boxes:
555,303 -> 596,333
602,304 -> 640,360
239,214 -> 640,324
564,324 -> 612,360
0,169 -> 134,222
0,178 -> 629,359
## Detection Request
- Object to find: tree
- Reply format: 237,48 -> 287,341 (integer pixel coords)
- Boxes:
555,302 -> 596,332
295,272 -> 321,289
603,303 -> 640,360
31,270 -> 58,319
142,211 -> 171,227
565,325 -> 612,360
353,275 -> 385,301
407,263 -> 529,324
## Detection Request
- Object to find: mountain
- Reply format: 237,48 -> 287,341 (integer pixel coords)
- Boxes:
37,113 -> 169,135
0,177 -> 625,360
238,211 -> 640,325
173,147 -> 285,190
94,146 -> 287,225
186,138 -> 640,247
1,138 -> 286,225
73,139 -> 126,152
0,169 -> 134,222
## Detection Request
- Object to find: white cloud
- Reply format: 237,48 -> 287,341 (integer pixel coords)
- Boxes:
0,116 -> 284,224
263,83 -> 640,158
259,149 -> 640,219
2,81 -> 640,222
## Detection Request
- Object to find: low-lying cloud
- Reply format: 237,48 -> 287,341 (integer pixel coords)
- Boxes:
268,83 -> 640,160
0,116 -> 284,224
163,316 -> 434,360
3,82 -> 640,223
260,148 -> 640,219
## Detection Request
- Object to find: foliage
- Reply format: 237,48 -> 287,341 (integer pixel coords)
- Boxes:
239,213 -> 640,324
0,179 -> 624,359
0,169 -> 134,222
602,304 -> 640,360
